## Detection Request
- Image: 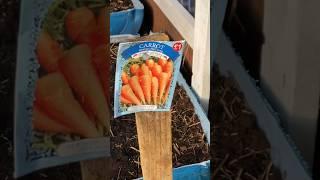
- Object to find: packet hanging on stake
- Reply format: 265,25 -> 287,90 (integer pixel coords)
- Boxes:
15,0 -> 110,177
114,41 -> 186,117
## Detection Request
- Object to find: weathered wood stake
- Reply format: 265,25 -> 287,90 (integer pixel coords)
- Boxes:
136,112 -> 173,180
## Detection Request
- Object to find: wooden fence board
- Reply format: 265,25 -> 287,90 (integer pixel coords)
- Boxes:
191,0 -> 211,112
143,0 -> 194,73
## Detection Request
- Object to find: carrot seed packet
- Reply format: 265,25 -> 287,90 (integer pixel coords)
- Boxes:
114,40 -> 186,117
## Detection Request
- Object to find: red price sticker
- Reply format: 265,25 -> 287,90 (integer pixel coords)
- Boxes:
173,42 -> 183,51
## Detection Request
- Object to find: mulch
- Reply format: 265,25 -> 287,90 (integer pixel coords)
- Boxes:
109,0 -> 134,12
209,65 -> 282,180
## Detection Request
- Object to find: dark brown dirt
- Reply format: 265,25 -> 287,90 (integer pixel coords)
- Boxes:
209,65 -> 282,180
109,0 -> 134,12
109,43 -> 210,179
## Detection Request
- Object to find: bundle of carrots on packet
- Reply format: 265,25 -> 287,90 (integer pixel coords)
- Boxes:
33,6 -> 110,138
121,57 -> 173,106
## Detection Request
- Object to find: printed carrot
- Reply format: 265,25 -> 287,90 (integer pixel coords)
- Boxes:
162,79 -> 172,104
120,95 -> 132,104
129,76 -> 146,104
158,57 -> 167,68
130,64 -> 140,75
146,59 -> 155,69
65,7 -> 97,43
121,72 -> 129,84
158,72 -> 170,102
151,64 -> 162,77
79,7 -> 108,50
121,84 -> 141,105
35,73 -> 100,138
151,77 -> 159,104
36,31 -> 63,72
139,75 -> 152,104
163,60 -> 174,77
59,44 -> 110,131
139,63 -> 151,76
74,92 -> 96,123
32,105 -> 72,134
92,44 -> 110,101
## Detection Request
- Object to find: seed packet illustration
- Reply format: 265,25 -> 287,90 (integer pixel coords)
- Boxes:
15,0 -> 110,177
114,40 -> 186,117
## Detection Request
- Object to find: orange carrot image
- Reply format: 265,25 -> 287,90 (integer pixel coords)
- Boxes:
35,73 -> 99,138
151,64 -> 162,77
121,72 -> 129,84
65,7 -> 97,44
120,95 -> 132,104
92,44 -> 110,101
139,63 -> 151,76
36,31 -> 63,72
158,57 -> 167,68
129,76 -> 146,104
151,77 -> 159,104
59,44 -> 110,130
146,59 -> 155,69
163,60 -> 174,77
158,72 -> 170,102
162,79 -> 172,104
32,105 -> 71,134
121,84 -> 141,105
139,75 -> 152,104
130,64 -> 140,75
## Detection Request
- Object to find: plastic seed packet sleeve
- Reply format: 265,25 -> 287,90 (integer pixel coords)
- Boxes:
15,0 -> 110,177
114,40 -> 186,117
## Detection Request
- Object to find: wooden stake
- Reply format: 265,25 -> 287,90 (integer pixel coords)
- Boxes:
135,112 -> 172,180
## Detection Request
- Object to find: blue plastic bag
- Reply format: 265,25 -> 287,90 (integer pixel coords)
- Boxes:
136,161 -> 210,180
173,161 -> 210,180
110,0 -> 144,35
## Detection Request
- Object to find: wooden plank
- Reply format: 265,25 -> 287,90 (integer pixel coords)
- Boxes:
191,0 -> 210,112
260,0 -> 320,166
81,7 -> 111,180
143,0 -> 194,77
135,112 -> 172,180
153,0 -> 194,48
